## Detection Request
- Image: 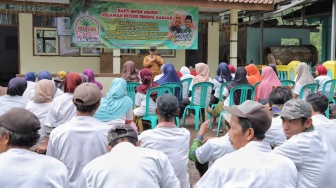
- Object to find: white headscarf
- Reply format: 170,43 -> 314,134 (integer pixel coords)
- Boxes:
180,66 -> 190,76
296,62 -> 315,85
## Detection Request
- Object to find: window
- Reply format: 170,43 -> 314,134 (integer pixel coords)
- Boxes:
281,38 -> 301,46
34,27 -> 59,55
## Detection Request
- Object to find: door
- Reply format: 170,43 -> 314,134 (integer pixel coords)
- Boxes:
185,32 -> 207,68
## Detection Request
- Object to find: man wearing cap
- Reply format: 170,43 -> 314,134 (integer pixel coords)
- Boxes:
0,108 -> 69,187
195,100 -> 297,187
47,83 -> 110,188
79,125 -> 180,188
273,99 -> 336,187
306,93 -> 336,151
139,93 -> 190,188
143,45 -> 164,78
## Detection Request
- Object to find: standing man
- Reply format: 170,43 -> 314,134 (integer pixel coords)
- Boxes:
47,83 -> 111,188
80,125 -> 180,188
0,108 -> 69,187
273,99 -> 336,187
143,45 -> 164,78
139,93 -> 190,188
195,100 -> 297,187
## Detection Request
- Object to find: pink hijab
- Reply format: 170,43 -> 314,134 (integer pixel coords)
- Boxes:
192,63 -> 210,84
256,67 -> 281,100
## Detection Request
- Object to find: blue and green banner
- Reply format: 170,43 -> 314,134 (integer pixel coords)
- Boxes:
70,0 -> 199,49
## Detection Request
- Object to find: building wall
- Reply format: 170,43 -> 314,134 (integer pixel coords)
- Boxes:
19,13 -> 185,74
246,27 -> 310,65
207,22 -> 220,77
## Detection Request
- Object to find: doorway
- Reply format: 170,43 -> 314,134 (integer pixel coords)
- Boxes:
185,32 -> 208,68
0,26 -> 18,86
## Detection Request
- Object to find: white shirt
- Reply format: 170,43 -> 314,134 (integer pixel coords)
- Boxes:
181,75 -> 195,98
212,79 -> 223,99
315,75 -> 331,92
273,128 -> 336,187
293,83 -> 310,99
195,133 -> 235,167
139,126 -> 190,188
22,81 -> 36,101
133,92 -> 156,117
105,107 -> 133,126
196,141 -> 297,188
312,114 -> 336,151
80,142 -> 180,188
25,101 -> 52,147
47,116 -> 111,188
0,95 -> 29,116
44,93 -> 76,128
0,148 -> 69,188
188,78 -> 213,105
153,73 -> 163,82
263,116 -> 286,148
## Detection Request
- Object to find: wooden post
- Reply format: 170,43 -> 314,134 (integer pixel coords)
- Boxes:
260,19 -> 264,65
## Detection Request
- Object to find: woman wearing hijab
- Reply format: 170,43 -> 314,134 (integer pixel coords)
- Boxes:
157,63 -> 182,102
180,66 -> 195,81
0,77 -> 28,116
179,63 -> 212,118
256,67 -> 281,101
120,61 -> 140,82
293,62 -> 315,99
26,79 -> 55,154
210,62 -> 232,107
33,70 -> 63,99
54,71 -> 67,91
133,68 -> 159,131
83,68 -> 103,90
94,78 -> 137,131
79,73 -> 88,83
245,64 -> 263,86
315,65 -> 331,94
228,64 -> 236,80
22,72 -> 37,101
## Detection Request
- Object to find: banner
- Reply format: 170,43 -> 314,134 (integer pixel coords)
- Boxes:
70,0 -> 198,49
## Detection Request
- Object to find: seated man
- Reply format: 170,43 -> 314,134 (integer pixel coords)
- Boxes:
306,93 -> 336,151
0,108 -> 69,187
80,125 -> 179,188
139,93 -> 190,188
47,83 -> 111,188
273,99 -> 336,187
196,100 -> 297,187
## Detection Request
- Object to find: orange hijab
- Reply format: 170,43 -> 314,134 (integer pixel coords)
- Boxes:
245,64 -> 263,86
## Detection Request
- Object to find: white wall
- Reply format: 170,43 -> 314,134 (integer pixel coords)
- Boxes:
207,22 -> 219,77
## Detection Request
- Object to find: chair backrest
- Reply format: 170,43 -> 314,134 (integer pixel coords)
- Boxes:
161,82 -> 183,101
252,81 -> 261,100
322,79 -> 336,100
229,84 -> 254,106
181,78 -> 193,98
144,86 -> 172,116
126,82 -> 140,107
280,80 -> 295,87
190,82 -> 214,107
299,83 -> 319,99
218,81 -> 232,102
277,71 -> 288,81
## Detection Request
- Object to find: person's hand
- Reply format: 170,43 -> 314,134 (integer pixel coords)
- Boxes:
198,120 -> 210,136
36,144 -> 47,154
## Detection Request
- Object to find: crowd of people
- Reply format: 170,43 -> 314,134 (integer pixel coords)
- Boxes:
0,46 -> 335,188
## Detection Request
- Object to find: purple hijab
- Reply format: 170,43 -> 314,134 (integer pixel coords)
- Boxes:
7,77 -> 27,96
83,69 -> 103,90
157,63 -> 182,102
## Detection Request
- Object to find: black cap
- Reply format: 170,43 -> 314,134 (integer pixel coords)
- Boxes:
108,125 -> 138,145
185,15 -> 192,22
157,93 -> 178,117
150,45 -> 156,51
0,108 -> 40,134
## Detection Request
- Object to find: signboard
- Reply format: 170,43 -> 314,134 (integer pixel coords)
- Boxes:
70,0 -> 198,49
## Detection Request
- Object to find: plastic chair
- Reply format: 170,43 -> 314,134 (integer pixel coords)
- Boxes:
142,86 -> 172,129
216,84 -> 254,136
126,82 -> 140,108
252,81 -> 261,100
161,82 -> 183,127
280,80 -> 295,87
181,78 -> 193,98
322,79 -> 336,118
182,82 -> 214,131
299,83 -> 319,99
208,81 -> 232,129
